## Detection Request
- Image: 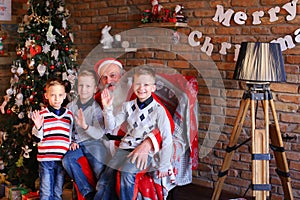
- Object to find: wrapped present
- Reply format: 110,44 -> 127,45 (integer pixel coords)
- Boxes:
9,187 -> 22,200
5,185 -> 29,200
22,191 -> 39,200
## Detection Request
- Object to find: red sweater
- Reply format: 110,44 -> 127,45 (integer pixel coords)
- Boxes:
33,108 -> 73,161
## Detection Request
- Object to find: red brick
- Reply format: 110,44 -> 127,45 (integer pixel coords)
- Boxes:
281,113 -> 300,124
277,94 -> 300,104
232,0 -> 260,6
271,83 -> 298,93
216,27 -> 242,35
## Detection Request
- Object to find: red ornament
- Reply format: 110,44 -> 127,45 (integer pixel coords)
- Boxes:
50,65 -> 55,70
29,45 -> 42,57
22,54 -> 27,60
65,47 -> 69,51
6,109 -> 11,114
29,95 -> 34,102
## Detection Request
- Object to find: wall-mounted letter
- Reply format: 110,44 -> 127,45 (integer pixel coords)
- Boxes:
212,5 -> 234,27
188,31 -> 202,47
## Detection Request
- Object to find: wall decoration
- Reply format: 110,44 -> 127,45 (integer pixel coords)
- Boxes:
100,25 -> 114,49
212,0 -> 297,26
187,0 -> 299,60
141,1 -> 187,24
0,0 -> 11,21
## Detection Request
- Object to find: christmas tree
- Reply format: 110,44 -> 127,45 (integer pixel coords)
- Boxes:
0,0 -> 78,190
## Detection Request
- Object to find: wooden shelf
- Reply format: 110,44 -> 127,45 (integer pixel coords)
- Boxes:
138,22 -> 189,28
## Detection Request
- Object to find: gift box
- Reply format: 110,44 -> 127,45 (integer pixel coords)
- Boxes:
9,187 -> 22,200
22,191 -> 39,200
5,185 -> 29,200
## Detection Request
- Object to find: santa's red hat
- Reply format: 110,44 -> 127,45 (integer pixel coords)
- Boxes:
94,58 -> 123,77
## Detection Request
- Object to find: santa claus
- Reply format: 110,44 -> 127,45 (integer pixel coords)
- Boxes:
151,0 -> 163,21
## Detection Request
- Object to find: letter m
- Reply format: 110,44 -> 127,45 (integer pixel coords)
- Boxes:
212,5 -> 234,27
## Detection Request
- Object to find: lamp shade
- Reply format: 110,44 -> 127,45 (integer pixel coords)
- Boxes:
233,42 -> 286,82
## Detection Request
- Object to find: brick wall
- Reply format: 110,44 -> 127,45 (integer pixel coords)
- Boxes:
2,0 -> 300,198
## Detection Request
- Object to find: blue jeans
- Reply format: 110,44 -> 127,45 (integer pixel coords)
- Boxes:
94,149 -> 151,200
62,139 -> 108,197
39,161 -> 65,200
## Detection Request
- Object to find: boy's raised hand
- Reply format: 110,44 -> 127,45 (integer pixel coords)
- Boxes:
75,108 -> 88,130
31,110 -> 44,130
101,88 -> 113,108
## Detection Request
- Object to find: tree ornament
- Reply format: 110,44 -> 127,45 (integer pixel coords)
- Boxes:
69,33 -> 74,43
17,23 -> 25,33
62,18 -> 67,29
6,88 -> 13,96
42,43 -> 51,54
25,39 -> 33,48
17,66 -> 24,75
57,5 -> 64,12
64,9 -> 71,18
16,156 -> 24,167
29,44 -> 42,57
50,64 -> 55,70
37,64 -> 47,76
16,44 -> 22,56
18,112 -> 25,119
15,93 -> 24,107
29,95 -> 34,103
0,131 -> 5,146
28,59 -> 35,70
46,21 -> 56,43
51,49 -> 59,60
0,95 -> 10,114
6,109 -> 11,115
11,65 -> 17,74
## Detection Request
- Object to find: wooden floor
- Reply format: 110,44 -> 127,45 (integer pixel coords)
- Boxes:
1,184 -> 250,200
167,184 -> 249,200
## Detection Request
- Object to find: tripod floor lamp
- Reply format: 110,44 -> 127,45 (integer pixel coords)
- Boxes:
212,42 -> 293,200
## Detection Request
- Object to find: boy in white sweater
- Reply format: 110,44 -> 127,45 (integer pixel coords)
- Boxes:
95,66 -> 173,200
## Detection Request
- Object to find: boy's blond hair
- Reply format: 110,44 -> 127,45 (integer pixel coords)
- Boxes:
133,66 -> 156,82
78,69 -> 98,85
45,78 -> 65,91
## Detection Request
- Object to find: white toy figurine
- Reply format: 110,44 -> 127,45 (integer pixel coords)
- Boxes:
100,25 -> 114,49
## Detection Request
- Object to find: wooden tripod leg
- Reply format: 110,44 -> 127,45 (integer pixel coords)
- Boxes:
252,99 -> 269,200
252,129 -> 269,200
212,98 -> 251,200
269,100 -> 294,200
